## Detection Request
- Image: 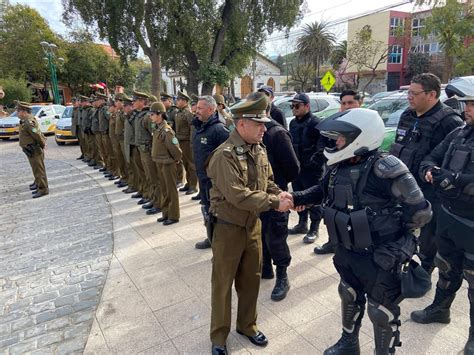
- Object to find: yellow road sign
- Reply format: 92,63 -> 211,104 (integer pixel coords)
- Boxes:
320,71 -> 336,92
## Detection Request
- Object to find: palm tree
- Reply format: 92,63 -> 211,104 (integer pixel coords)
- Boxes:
297,21 -> 336,91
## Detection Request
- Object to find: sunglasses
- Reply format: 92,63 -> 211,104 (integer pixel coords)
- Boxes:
291,103 -> 303,109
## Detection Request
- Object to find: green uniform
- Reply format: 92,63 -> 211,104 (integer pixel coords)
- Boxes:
167,106 -> 183,184
115,109 -> 129,182
206,129 -> 281,346
71,106 -> 84,155
109,111 -> 124,178
126,109 -> 146,194
175,106 -> 197,190
19,114 -> 49,195
91,107 -> 104,166
152,120 -> 182,220
81,105 -> 95,162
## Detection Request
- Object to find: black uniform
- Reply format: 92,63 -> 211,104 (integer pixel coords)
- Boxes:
415,124 -> 474,330
289,112 -> 325,236
192,113 -> 229,239
270,103 -> 287,129
261,119 -> 300,276
292,152 -> 431,354
390,101 -> 463,271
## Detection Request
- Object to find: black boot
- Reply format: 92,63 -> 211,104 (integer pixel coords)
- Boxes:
303,221 -> 320,244
464,326 -> 474,355
288,215 -> 308,235
271,266 -> 290,301
324,329 -> 360,355
410,291 -> 454,324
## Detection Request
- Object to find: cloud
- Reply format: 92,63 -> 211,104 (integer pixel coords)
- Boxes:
11,0 -> 68,35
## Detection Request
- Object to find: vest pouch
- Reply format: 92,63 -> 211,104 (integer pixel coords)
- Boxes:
350,209 -> 372,249
448,150 -> 469,172
389,143 -> 403,157
399,147 -> 416,169
463,183 -> 474,196
323,208 -> 339,246
335,212 -> 351,249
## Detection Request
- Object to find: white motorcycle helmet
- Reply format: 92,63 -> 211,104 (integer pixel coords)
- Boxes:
318,108 -> 385,166
445,76 -> 474,99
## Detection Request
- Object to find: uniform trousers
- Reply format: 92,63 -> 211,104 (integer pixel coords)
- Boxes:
211,220 -> 262,346
140,149 -> 161,208
93,133 -> 104,166
156,162 -> 179,220
418,195 -> 441,272
84,132 -> 95,161
119,141 -> 130,183
261,210 -> 291,271
180,140 -> 197,189
101,133 -> 115,173
75,126 -> 84,155
130,145 -> 146,195
27,147 -> 48,194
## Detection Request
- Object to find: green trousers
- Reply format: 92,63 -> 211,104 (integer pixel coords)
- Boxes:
210,220 -> 262,346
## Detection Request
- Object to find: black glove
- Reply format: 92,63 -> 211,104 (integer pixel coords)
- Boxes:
431,168 -> 458,190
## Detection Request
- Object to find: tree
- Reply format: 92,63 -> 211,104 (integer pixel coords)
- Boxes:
330,40 -> 347,70
454,43 -> 474,76
0,4 -> 59,83
423,0 -> 473,82
345,25 -> 388,95
406,52 -> 431,79
0,77 -> 32,108
63,0 -> 167,95
296,21 -> 336,91
161,0 -> 301,95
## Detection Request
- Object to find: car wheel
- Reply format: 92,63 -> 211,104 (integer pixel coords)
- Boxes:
56,139 -> 65,146
1,137 -> 10,141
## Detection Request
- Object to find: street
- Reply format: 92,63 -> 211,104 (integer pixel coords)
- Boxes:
0,137 -> 470,354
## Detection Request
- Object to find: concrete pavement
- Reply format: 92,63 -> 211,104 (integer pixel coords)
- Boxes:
0,137 -> 470,354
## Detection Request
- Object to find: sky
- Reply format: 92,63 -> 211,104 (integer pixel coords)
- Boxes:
13,0 -> 429,57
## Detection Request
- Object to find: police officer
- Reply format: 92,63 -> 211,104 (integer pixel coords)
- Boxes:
192,96 -> 229,250
107,99 -> 120,180
314,89 -> 361,255
258,85 -> 287,129
80,95 -> 95,166
175,91 -> 198,194
288,93 -> 325,243
213,94 -> 234,131
122,95 -> 140,194
390,73 -> 463,273
410,89 -> 474,355
206,94 -> 292,355
291,108 -> 432,354
113,93 -> 129,188
91,95 -> 105,170
256,92 -> 300,301
150,102 -> 182,225
17,101 -> 49,198
71,98 -> 83,160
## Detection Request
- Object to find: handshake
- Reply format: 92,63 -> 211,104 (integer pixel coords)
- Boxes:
276,192 -> 305,212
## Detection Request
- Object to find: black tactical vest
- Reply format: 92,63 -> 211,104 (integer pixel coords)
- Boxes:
390,106 -> 459,180
324,154 -> 403,251
439,125 -> 474,215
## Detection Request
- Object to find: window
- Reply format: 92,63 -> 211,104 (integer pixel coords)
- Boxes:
389,45 -> 403,64
390,17 -> 404,37
430,42 -> 439,53
412,17 -> 425,36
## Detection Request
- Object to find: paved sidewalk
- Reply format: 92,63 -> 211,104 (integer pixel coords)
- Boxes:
0,139 -> 470,354
0,141 -> 113,353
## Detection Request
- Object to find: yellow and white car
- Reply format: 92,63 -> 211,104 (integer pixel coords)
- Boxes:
0,104 -> 65,140
55,106 -> 78,145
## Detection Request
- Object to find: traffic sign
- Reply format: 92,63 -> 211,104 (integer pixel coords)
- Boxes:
320,71 -> 336,92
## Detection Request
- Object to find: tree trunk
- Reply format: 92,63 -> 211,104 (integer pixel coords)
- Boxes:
201,82 -> 214,95
185,50 -> 201,95
443,52 -> 453,83
186,74 -> 199,95
149,50 -> 161,96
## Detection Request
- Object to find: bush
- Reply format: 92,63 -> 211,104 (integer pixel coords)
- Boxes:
0,77 -> 32,109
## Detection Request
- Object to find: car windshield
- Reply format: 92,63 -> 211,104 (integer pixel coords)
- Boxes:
62,106 -> 73,118
9,106 -> 41,117
368,97 -> 408,127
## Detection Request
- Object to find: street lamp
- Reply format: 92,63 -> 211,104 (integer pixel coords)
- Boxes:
40,41 -> 63,104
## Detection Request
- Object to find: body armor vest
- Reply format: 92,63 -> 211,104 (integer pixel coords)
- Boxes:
439,126 -> 474,214
324,154 -> 403,251
81,107 -> 93,131
124,111 -> 137,145
134,109 -> 152,146
91,108 -> 100,133
390,106 -> 458,179
98,105 -> 109,132
290,114 -> 319,169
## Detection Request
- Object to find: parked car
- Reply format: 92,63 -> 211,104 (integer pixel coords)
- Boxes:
274,94 -> 341,127
54,106 -> 78,145
0,104 -> 65,140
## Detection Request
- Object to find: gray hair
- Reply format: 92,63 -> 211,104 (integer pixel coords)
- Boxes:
198,95 -> 217,109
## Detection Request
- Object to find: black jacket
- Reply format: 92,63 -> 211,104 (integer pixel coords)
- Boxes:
270,103 -> 287,129
192,112 -> 230,181
263,119 -> 300,190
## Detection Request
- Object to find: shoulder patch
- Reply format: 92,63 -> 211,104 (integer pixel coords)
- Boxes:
373,155 -> 409,179
171,137 -> 179,145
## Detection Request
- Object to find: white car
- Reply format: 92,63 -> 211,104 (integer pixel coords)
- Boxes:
274,94 -> 340,126
0,104 -> 65,140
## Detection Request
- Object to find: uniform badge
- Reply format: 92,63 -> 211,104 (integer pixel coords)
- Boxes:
151,123 -> 157,130
172,137 -> 179,145
236,146 -> 244,155
32,128 -> 37,133
397,129 -> 406,136
229,124 -> 235,132
200,137 -> 208,145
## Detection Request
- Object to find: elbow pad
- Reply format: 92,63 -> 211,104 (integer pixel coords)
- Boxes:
407,200 -> 432,229
391,172 -> 425,205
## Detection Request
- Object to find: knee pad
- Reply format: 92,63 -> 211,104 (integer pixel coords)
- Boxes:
434,253 -> 452,273
367,301 -> 395,328
338,281 -> 363,333
368,300 -> 401,353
